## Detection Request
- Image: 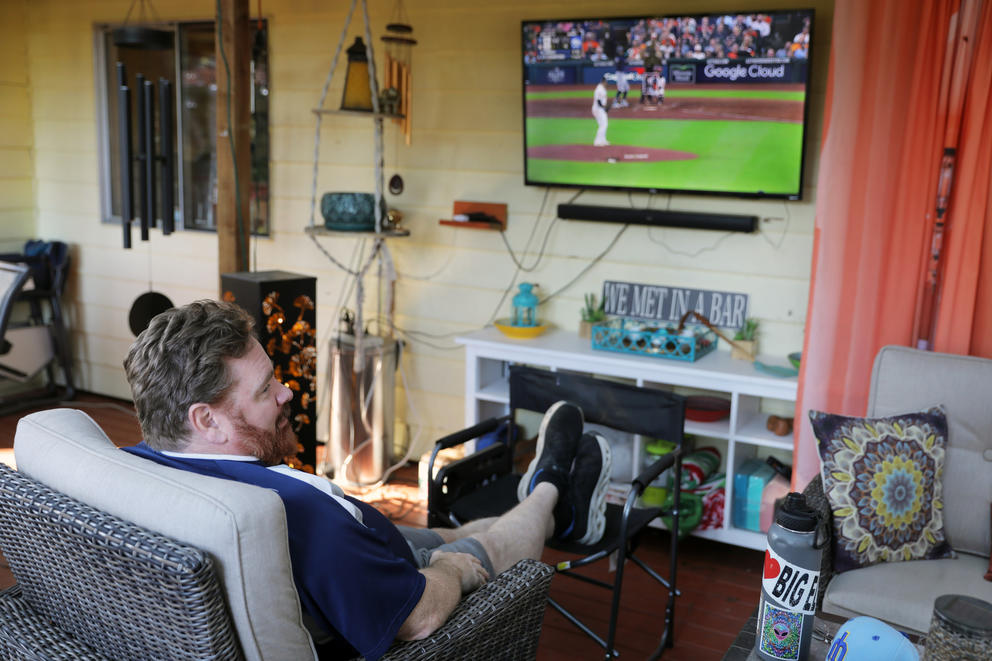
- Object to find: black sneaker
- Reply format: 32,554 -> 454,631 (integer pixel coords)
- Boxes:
517,401 -> 584,501
556,432 -> 612,545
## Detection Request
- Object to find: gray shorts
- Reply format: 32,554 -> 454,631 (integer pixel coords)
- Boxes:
397,526 -> 496,580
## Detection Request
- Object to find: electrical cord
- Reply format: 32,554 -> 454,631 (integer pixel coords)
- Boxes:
496,187 -> 553,272
485,189 -> 583,325
538,223 -> 630,304
759,201 -> 791,251
646,193 -> 737,257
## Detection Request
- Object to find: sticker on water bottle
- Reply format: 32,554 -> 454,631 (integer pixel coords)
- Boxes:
758,600 -> 803,660
761,545 -> 818,615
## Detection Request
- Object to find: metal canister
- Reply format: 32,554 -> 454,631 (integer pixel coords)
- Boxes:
755,492 -> 822,661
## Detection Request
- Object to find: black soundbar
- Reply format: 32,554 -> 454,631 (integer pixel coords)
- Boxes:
557,203 -> 758,233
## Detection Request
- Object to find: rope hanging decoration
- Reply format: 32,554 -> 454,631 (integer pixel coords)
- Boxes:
307,0 -> 398,372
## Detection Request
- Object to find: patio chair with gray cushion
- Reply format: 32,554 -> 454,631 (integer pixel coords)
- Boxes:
0,408 -> 553,660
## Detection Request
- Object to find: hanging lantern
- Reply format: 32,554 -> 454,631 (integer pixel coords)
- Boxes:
511,283 -> 539,328
341,37 -> 374,112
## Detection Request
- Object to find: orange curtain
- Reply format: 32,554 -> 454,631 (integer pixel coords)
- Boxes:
793,0 -> 963,488
932,0 -> 992,356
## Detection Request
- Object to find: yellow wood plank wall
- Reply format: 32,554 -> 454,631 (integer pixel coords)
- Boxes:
0,0 -> 35,241
13,0 -> 833,453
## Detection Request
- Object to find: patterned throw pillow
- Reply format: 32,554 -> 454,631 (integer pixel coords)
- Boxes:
809,406 -> 953,574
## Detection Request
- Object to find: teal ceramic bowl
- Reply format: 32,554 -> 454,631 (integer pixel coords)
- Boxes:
321,192 -> 380,231
788,352 -> 802,370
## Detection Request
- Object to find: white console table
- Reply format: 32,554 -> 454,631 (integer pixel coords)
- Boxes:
455,327 -> 799,550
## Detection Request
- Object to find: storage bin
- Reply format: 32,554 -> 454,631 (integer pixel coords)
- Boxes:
732,458 -> 776,531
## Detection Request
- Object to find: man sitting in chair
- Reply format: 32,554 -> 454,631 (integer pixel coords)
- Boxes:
122,300 -> 612,661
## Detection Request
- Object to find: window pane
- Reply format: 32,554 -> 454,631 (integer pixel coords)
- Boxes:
103,30 -> 177,225
179,24 -> 216,230
251,25 -> 270,236
179,22 -> 269,235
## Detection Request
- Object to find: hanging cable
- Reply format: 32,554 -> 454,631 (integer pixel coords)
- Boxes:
645,193 -> 736,257
538,223 -> 630,304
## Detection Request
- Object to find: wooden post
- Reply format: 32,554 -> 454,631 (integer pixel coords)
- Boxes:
216,0 -> 251,287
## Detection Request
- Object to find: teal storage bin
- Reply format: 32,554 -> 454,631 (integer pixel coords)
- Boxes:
732,458 -> 776,531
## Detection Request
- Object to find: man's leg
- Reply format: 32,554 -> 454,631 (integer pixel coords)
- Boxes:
465,432 -> 611,574
437,406 -> 611,575
469,482 -> 557,574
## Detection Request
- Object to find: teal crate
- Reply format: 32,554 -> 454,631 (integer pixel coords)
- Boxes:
591,319 -> 717,362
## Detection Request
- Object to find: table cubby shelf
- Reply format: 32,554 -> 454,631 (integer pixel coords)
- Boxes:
456,327 -> 799,551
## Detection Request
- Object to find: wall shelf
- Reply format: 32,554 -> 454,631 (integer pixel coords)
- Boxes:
305,226 -> 410,238
455,326 -> 799,551
311,108 -> 405,120
439,201 -> 507,231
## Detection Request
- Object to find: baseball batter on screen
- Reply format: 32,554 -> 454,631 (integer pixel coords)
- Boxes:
592,74 -> 610,147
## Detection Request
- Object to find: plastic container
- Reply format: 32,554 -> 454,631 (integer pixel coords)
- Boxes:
641,438 -> 676,506
733,458 -> 776,531
760,473 -> 791,533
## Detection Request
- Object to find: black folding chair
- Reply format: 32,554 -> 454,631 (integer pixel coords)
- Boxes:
0,240 -> 75,414
427,366 -> 686,659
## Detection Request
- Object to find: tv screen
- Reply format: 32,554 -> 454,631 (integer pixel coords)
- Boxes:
522,10 -> 814,200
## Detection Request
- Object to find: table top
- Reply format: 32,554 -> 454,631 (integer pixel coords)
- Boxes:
722,610 -> 924,661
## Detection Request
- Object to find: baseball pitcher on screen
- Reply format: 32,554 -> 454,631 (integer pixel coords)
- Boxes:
592,74 -> 610,147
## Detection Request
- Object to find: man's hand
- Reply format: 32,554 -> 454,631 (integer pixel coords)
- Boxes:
397,550 -> 490,640
429,550 -> 489,594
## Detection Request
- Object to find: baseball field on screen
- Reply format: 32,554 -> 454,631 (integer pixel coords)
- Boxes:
524,83 -> 807,196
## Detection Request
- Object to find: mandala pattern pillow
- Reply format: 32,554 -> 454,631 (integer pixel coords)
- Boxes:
809,406 -> 953,574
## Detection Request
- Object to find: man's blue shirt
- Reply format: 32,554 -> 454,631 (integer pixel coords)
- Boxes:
124,442 -> 425,661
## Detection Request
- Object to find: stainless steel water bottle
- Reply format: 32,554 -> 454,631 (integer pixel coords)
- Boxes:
755,492 -> 822,661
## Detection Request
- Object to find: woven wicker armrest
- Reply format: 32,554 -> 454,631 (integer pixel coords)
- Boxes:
802,474 -> 835,609
0,585 -> 112,660
0,464 -> 242,660
377,558 -> 554,661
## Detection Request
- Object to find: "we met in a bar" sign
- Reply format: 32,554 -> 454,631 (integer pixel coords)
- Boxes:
602,280 -> 749,330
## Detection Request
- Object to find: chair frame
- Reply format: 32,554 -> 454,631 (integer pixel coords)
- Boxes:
0,460 -> 555,661
427,365 -> 686,660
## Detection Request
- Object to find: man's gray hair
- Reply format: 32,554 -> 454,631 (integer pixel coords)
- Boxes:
123,299 -> 255,451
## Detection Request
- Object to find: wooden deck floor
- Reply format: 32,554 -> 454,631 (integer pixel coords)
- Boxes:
0,394 -> 762,660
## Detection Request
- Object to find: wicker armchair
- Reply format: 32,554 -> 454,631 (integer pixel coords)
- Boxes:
0,409 -> 554,660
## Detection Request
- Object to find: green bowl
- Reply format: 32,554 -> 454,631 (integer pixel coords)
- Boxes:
788,352 -> 802,370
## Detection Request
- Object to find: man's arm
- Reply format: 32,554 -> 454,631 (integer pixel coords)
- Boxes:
396,551 -> 489,640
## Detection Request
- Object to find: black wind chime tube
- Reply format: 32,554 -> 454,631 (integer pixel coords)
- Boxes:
116,62 -> 134,249
141,79 -> 157,232
135,73 -> 150,241
158,78 -> 174,235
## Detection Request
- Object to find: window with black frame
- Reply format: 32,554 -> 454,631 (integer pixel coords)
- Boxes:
98,21 -> 269,235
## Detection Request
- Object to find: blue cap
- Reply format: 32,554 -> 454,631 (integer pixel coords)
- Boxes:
826,617 -> 919,661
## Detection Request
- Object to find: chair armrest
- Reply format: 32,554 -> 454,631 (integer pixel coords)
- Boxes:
380,559 -> 554,661
631,448 -> 683,494
0,584 -> 113,660
433,416 -> 508,451
427,416 -> 515,527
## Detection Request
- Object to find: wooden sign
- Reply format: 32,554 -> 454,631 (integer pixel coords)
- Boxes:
602,280 -> 749,329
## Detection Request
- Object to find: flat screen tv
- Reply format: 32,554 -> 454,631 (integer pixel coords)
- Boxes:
522,9 -> 814,200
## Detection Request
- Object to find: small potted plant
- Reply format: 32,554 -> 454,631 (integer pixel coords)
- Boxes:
579,293 -> 607,338
731,317 -> 758,360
